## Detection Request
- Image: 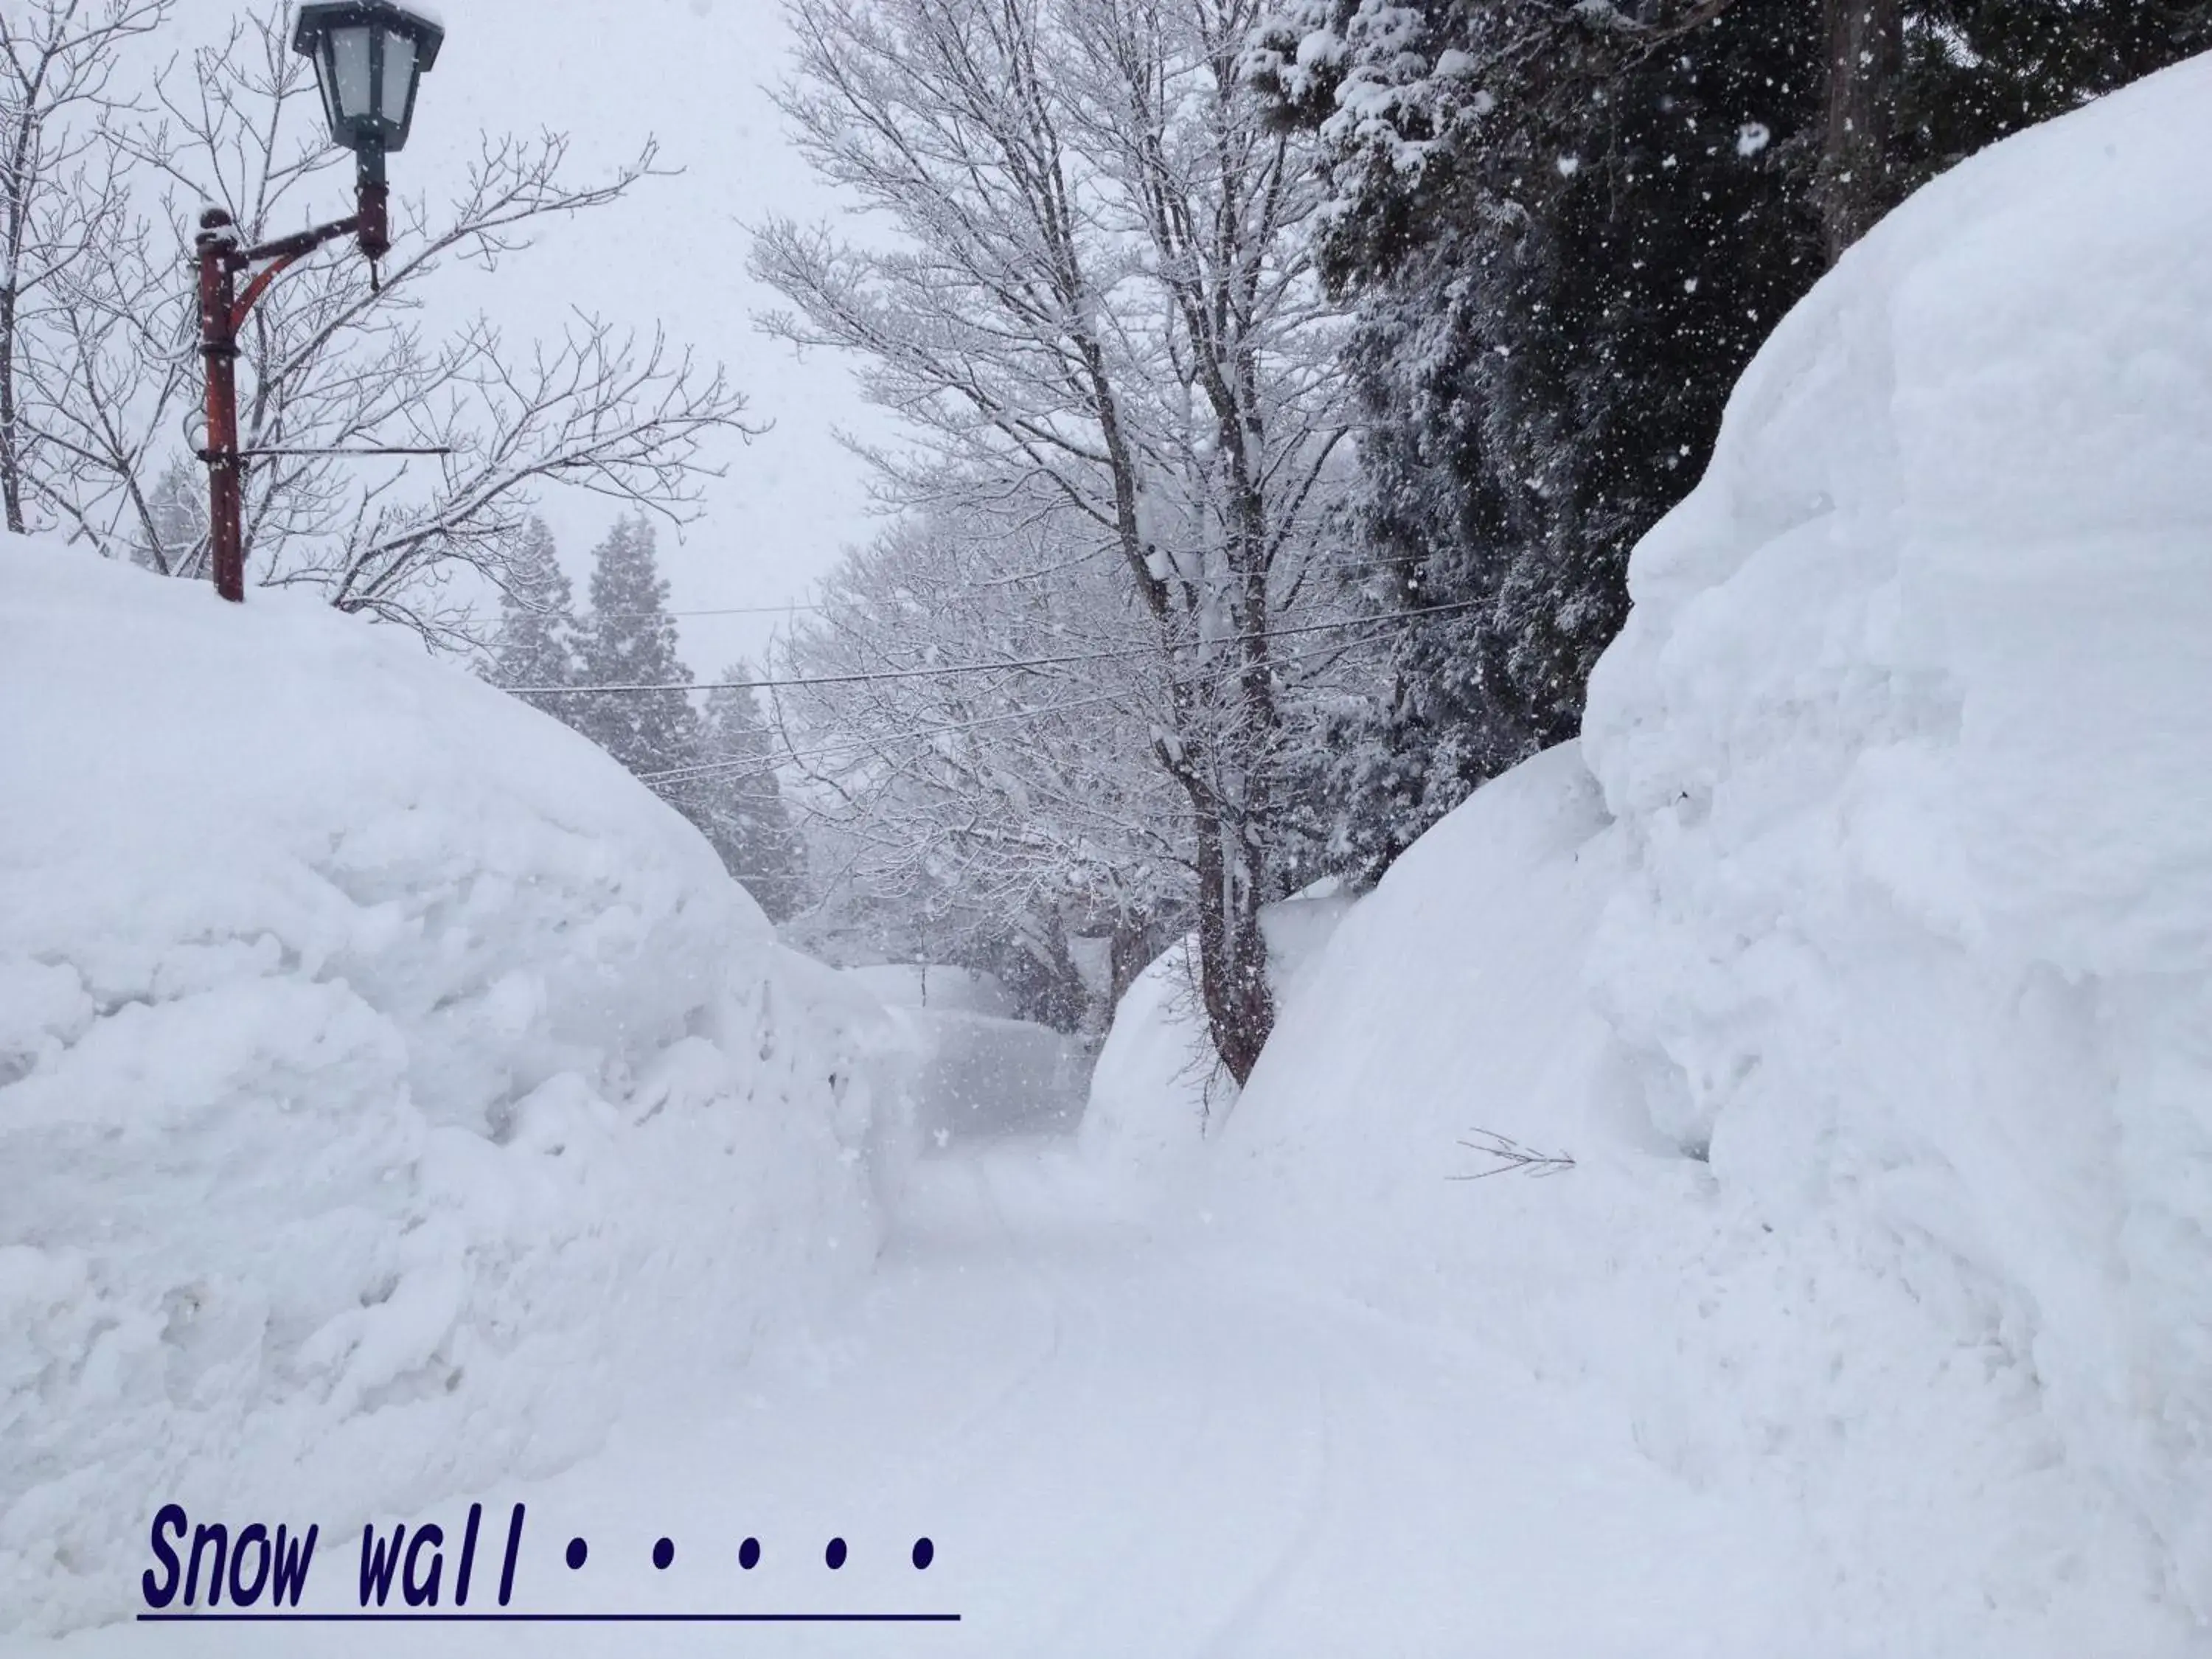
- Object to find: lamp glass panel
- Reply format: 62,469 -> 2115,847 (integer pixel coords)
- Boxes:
376,29 -> 417,125
330,25 -> 373,120
313,44 -> 343,136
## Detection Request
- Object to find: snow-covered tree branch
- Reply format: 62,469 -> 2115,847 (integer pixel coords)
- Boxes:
4,3 -> 757,647
754,0 -> 1354,1078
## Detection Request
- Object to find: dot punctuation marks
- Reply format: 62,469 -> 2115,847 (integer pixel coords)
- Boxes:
556,1531 -> 936,1577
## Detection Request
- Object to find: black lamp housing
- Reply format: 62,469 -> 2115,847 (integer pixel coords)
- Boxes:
291,1 -> 444,183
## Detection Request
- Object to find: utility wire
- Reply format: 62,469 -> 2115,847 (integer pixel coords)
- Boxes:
634,610 -> 1453,788
574,546 -> 1425,625
505,599 -> 1481,698
597,602 -> 829,618
639,681 -> 1147,786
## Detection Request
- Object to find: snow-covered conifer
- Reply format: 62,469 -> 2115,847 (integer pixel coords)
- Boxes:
680,666 -> 807,922
576,514 -> 699,780
489,518 -> 584,723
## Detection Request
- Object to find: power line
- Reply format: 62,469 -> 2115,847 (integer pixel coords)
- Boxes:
638,681 -> 1147,786
564,549 -> 1430,625
633,610 -> 1451,788
504,599 -> 1481,698
598,602 -> 829,619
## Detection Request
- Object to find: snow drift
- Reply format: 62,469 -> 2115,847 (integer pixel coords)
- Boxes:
1581,48 -> 2212,1618
1190,51 -> 2212,1649
1079,937 -> 1216,1178
0,543 -> 916,1634
1080,891 -> 1352,1179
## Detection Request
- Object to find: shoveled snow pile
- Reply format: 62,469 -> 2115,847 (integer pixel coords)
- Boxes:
1080,889 -> 1352,1180
1079,937 -> 1216,1178
1190,52 -> 2212,1652
0,543 -> 917,1635
1582,48 -> 2212,1623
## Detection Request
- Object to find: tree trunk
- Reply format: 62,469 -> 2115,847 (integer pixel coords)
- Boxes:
1818,0 -> 1905,265
1192,792 -> 1273,1087
0,281 -> 24,533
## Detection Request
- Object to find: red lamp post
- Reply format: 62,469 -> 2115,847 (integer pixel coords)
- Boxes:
196,1 -> 443,602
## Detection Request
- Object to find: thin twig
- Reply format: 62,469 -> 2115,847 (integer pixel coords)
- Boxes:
1449,1127 -> 1576,1181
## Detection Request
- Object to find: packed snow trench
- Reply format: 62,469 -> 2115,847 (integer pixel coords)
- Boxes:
0,1135 -> 1795,1659
14,44 -> 2212,1659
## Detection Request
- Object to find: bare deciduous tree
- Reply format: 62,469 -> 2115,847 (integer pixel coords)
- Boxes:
13,3 -> 755,643
758,496 -> 1192,1028
0,0 -> 167,535
753,0 -> 1349,1080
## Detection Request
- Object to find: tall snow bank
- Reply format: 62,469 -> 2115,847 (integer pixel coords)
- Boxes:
1580,53 -> 2212,1618
1221,746 -> 2187,1652
0,543 -> 916,1634
1078,938 -> 1216,1178
1211,57 -> 2212,1647
1079,891 -> 1354,1181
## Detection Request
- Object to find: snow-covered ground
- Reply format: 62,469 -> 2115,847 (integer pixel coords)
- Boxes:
840,964 -> 1018,1020
10,41 -> 2212,1659
2,1137 -> 1821,1659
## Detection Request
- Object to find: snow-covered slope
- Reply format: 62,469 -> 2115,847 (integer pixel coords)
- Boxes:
0,543 -> 915,1635
1582,47 -> 2212,1620
1079,891 -> 1354,1180
1078,936 -> 1216,1178
1214,745 -> 2188,1651
1198,51 -> 2212,1649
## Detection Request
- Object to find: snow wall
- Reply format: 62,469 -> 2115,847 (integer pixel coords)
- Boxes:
0,543 -> 919,1635
1189,52 -> 2212,1650
1582,48 -> 2212,1618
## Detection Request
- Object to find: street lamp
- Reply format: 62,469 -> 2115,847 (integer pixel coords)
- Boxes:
293,2 -> 445,252
194,1 -> 444,602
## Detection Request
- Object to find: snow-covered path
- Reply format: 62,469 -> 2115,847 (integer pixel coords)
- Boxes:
36,1135 -> 1814,1659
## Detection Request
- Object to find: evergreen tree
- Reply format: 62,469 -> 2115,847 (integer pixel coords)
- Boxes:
488,517 -> 583,722
575,513 -> 700,779
1905,1 -> 2212,184
681,665 -> 807,922
1253,0 -> 2211,882
1256,0 -> 1825,877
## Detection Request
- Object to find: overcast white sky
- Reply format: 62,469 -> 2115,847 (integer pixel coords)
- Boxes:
441,0 -> 891,673
198,0 -> 890,672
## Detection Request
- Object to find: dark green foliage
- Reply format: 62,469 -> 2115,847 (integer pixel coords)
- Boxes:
1255,0 -> 2211,881
488,518 -> 582,719
686,667 -> 807,922
1259,1 -> 1826,876
575,514 -> 700,781
1905,2 -> 2212,174
492,516 -> 807,919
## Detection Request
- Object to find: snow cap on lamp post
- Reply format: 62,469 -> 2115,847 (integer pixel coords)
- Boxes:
291,1 -> 444,184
